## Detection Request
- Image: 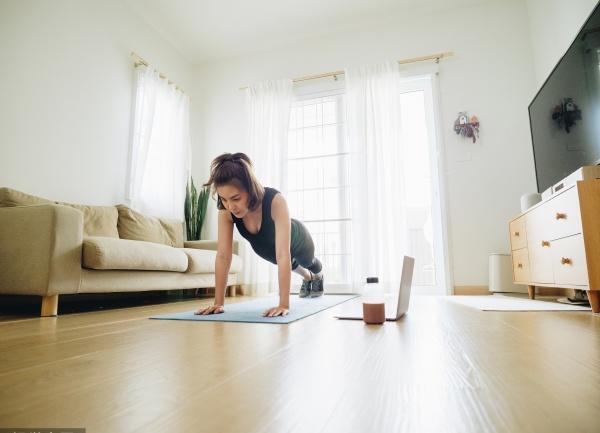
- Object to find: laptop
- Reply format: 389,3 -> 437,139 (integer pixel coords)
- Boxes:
335,255 -> 415,321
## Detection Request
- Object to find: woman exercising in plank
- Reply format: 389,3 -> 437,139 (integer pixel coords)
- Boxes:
195,152 -> 324,317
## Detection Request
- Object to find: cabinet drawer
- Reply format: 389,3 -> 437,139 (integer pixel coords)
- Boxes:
527,186 -> 582,241
528,239 -> 554,284
526,204 -> 548,242
548,186 -> 582,239
551,234 -> 589,286
509,216 -> 527,250
512,248 -> 530,283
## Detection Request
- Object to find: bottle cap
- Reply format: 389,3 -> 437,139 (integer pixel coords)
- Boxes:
366,277 -> 379,283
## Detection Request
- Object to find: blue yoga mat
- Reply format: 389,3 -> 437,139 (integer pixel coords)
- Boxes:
150,294 -> 358,324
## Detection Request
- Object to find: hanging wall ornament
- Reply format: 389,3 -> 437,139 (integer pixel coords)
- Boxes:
551,97 -> 582,133
453,111 -> 480,143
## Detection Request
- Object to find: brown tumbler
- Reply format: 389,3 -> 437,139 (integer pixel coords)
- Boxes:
362,302 -> 385,324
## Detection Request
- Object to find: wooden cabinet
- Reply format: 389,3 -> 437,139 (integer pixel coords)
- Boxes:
509,179 -> 600,313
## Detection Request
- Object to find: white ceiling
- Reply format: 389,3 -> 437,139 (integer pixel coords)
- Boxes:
125,0 -> 493,64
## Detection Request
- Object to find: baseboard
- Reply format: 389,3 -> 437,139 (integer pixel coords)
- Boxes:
453,286 -> 490,295
453,285 -> 573,296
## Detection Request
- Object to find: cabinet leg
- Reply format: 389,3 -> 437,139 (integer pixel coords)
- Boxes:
41,294 -> 59,317
527,285 -> 536,300
588,291 -> 600,314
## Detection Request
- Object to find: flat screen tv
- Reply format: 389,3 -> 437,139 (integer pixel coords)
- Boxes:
529,2 -> 600,193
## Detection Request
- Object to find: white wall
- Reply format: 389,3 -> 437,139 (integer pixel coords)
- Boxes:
526,0 -> 598,87
0,0 -> 191,205
190,0 -> 537,287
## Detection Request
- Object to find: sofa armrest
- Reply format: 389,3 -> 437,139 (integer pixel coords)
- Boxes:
0,204 -> 83,296
184,239 -> 239,255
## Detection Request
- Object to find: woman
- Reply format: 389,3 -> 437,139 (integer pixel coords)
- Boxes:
195,152 -> 324,317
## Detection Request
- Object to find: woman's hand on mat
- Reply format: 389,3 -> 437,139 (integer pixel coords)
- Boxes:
194,304 -> 224,315
263,305 -> 289,317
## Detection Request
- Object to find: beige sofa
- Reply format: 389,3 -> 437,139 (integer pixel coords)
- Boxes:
0,188 -> 242,316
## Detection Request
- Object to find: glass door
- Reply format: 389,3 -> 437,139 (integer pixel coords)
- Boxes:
398,75 -> 449,295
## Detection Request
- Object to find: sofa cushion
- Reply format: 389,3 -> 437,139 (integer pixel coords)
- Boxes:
0,187 -> 119,238
58,203 -> 119,238
182,248 -> 243,274
116,205 -> 184,248
0,187 -> 54,207
83,236 -> 188,272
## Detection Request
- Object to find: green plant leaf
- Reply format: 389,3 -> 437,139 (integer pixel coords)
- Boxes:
191,178 -> 198,240
183,177 -> 211,241
184,179 -> 192,240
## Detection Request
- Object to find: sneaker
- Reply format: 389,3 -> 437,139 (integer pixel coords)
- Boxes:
309,275 -> 324,298
299,279 -> 312,298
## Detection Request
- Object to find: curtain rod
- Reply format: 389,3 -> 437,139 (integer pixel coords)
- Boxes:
238,51 -> 453,90
131,52 -> 186,94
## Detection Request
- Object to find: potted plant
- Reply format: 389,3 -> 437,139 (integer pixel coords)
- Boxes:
184,177 -> 210,241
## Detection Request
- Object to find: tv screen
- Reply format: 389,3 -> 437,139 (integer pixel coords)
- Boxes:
529,2 -> 600,193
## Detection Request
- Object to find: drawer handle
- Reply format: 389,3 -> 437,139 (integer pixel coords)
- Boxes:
517,263 -> 523,268
561,257 -> 572,265
514,231 -> 520,237
541,240 -> 551,247
555,212 -> 567,220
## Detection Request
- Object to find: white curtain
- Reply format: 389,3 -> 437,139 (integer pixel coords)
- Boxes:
242,79 -> 293,296
127,65 -> 191,219
345,62 -> 409,292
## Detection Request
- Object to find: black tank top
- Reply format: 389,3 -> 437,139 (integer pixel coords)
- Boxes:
231,187 -> 309,265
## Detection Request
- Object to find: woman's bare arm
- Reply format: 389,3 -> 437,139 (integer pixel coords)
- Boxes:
196,209 -> 233,315
214,209 -> 234,306
263,193 -> 292,317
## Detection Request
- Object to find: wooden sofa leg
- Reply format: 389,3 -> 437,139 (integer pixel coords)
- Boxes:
41,294 -> 59,317
228,285 -> 237,297
589,290 -> 599,314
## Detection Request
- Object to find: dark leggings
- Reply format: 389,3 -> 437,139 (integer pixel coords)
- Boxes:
290,236 -> 323,274
292,256 -> 323,275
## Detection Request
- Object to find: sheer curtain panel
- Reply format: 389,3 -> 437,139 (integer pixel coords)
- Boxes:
345,62 -> 409,291
243,79 -> 293,295
127,65 -> 191,220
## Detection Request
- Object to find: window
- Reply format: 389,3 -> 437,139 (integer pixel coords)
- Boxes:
287,91 -> 352,289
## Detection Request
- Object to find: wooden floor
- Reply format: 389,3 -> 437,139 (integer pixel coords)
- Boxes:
0,294 -> 599,433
